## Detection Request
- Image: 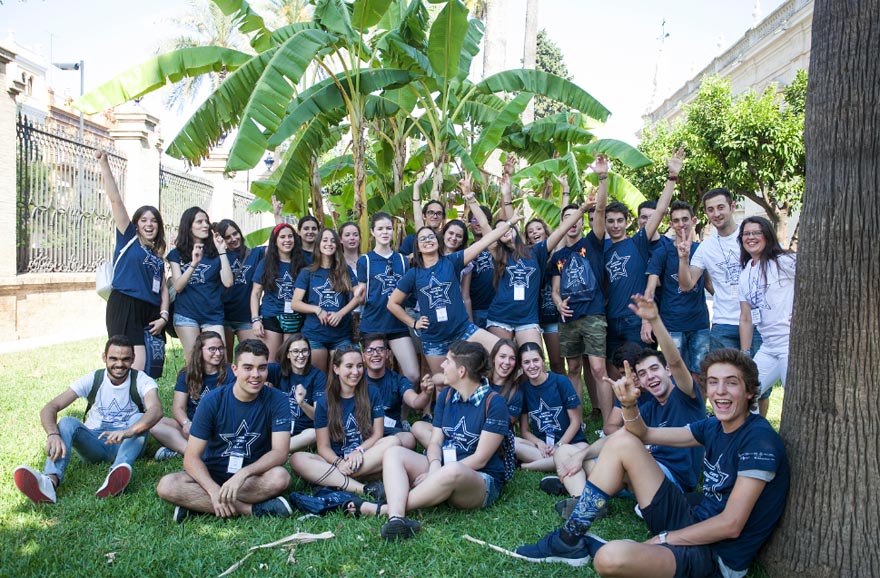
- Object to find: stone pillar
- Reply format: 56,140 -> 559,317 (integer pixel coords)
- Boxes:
108,102 -> 162,214
201,150 -> 235,221
0,46 -> 22,279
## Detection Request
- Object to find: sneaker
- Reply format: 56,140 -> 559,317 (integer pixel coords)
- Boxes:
380,516 -> 421,540
515,528 -> 593,567
634,504 -> 643,519
173,505 -> 192,524
364,481 -> 386,503
539,476 -> 568,497
555,497 -> 578,520
154,447 -> 180,461
96,463 -> 131,498
252,496 -> 293,518
13,466 -> 57,504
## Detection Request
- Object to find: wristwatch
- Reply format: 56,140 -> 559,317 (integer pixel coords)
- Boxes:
658,531 -> 668,545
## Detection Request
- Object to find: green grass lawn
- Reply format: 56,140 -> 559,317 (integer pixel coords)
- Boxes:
0,337 -> 782,577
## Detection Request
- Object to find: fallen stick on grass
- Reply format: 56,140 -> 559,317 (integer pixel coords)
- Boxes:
462,534 -> 528,560
218,531 -> 335,577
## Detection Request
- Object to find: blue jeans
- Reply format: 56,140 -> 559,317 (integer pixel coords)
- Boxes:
709,323 -> 762,355
668,329 -> 710,374
43,415 -> 147,484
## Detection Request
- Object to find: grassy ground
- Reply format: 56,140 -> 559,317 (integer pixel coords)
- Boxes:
0,337 -> 782,577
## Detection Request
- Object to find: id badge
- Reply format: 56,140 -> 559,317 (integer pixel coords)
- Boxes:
750,308 -> 762,324
290,419 -> 296,434
384,416 -> 397,429
152,275 -> 161,294
227,455 -> 244,474
545,434 -> 555,447
284,300 -> 293,314
436,307 -> 448,322
442,444 -> 457,464
514,284 -> 525,301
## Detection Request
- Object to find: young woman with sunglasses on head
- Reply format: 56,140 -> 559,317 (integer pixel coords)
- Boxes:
215,219 -> 267,355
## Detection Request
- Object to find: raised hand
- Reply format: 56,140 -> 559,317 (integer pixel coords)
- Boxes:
589,152 -> 610,176
667,147 -> 686,176
192,243 -> 204,266
213,231 -> 227,254
628,293 -> 659,322
294,384 -> 307,406
675,228 -> 692,259
604,361 -> 640,407
458,172 -> 473,197
554,173 -> 570,192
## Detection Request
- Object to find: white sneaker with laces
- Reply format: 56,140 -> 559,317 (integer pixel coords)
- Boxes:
13,465 -> 57,504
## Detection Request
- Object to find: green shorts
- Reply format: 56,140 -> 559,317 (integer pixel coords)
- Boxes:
559,314 -> 607,359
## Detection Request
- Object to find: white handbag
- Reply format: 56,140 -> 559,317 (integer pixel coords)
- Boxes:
96,236 -> 138,300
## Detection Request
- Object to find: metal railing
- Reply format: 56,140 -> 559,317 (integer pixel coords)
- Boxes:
232,189 -> 262,236
15,114 -> 126,273
159,165 -> 213,246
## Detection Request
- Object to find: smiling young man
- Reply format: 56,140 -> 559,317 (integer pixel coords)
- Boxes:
156,339 -> 293,522
13,336 -> 163,504
516,346 -> 789,577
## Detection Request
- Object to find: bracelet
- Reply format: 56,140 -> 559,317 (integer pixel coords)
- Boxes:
463,194 -> 476,202
620,403 -> 637,410
182,419 -> 191,427
47,432 -> 60,438
251,317 -> 261,323
667,175 -> 679,182
597,174 -> 608,181
505,220 -> 513,228
429,458 -> 441,465
623,413 -> 642,423
503,201 -> 514,206
218,252 -> 227,256
412,198 -> 420,202
412,319 -> 417,329
160,309 -> 170,316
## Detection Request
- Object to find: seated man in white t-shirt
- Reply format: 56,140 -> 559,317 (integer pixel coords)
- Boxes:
13,335 -> 163,503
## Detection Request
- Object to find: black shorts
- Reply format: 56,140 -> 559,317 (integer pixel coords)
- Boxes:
262,313 -> 303,335
208,469 -> 234,485
641,478 -> 721,578
106,290 -> 160,346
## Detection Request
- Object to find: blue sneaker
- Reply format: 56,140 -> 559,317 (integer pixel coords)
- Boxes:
515,529 -> 593,567
252,496 -> 293,518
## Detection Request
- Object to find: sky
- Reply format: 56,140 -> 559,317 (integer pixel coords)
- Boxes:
3,0 -> 785,146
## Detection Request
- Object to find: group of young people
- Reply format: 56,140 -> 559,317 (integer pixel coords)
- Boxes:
12,149 -> 795,577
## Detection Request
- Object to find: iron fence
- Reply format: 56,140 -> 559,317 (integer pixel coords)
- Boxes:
159,165 -> 213,246
232,189 -> 263,236
15,114 -> 126,274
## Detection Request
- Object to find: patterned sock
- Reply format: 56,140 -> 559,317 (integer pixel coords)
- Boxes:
563,481 -> 610,537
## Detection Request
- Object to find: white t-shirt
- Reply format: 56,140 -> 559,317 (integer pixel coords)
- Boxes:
691,225 -> 743,325
738,254 -> 796,352
69,370 -> 158,430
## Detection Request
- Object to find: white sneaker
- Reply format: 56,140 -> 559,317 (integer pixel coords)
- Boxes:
96,463 -> 132,498
154,447 -> 180,461
13,465 -> 57,504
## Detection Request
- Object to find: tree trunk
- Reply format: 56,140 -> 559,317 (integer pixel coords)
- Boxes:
308,156 -> 325,225
760,1 -> 880,577
351,121 -> 368,245
482,0 -> 506,77
521,0 -> 538,125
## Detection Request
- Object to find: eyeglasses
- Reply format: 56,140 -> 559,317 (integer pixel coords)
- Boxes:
204,345 -> 226,354
469,218 -> 479,224
288,348 -> 310,357
741,231 -> 764,238
364,346 -> 388,355
418,233 -> 437,243
425,210 -> 443,218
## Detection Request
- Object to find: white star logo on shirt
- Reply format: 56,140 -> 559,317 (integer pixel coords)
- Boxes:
97,398 -> 131,426
747,276 -> 771,310
313,279 -> 341,308
605,251 -> 631,283
564,257 -> 586,291
149,337 -> 165,359
231,258 -> 251,285
342,413 -> 362,454
220,420 -> 261,458
442,417 -> 481,452
528,399 -> 562,434
185,263 -> 212,285
508,259 -> 536,289
275,271 -> 294,302
717,249 -> 741,285
375,268 -> 401,295
420,274 -> 452,309
702,454 -> 730,500
474,250 -> 494,274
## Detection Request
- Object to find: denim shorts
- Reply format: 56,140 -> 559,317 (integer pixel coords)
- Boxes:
308,336 -> 353,351
225,320 -> 253,332
668,329 -> 710,375
421,323 -> 480,357
174,313 -> 222,329
541,323 -> 559,335
472,309 -> 489,330
486,320 -> 542,333
709,323 -> 762,354
478,471 -> 502,508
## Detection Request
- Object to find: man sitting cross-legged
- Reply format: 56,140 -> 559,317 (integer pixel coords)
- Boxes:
156,339 -> 293,522
515,348 -> 789,577
14,335 -> 163,503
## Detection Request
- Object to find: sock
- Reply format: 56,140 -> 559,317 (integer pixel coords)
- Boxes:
563,481 -> 610,537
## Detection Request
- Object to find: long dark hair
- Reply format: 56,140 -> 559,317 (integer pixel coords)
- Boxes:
490,338 -> 520,402
325,349 -> 372,443
524,217 -> 550,247
261,223 -> 306,288
175,206 -> 218,262
737,216 -> 794,281
440,219 -> 469,255
411,226 -> 437,269
216,219 -> 246,258
307,228 -> 352,293
132,205 -> 166,256
279,333 -> 311,377
183,331 -> 227,401
492,221 -> 531,290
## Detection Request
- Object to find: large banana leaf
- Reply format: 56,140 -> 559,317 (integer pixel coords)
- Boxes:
74,47 -> 253,114
470,92 -> 531,166
352,0 -> 394,30
524,195 -> 564,228
314,0 -> 356,40
572,140 -> 652,170
270,111 -> 348,200
167,49 -> 278,163
270,22 -> 322,44
584,172 -> 648,210
227,29 -> 334,171
477,69 -> 610,124
457,17 -> 484,81
213,0 -> 274,52
427,0 -> 468,81
511,154 -> 583,198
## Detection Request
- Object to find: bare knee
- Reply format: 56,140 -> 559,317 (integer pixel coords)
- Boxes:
156,472 -> 184,501
603,427 -> 644,454
262,467 -> 291,493
289,451 -> 311,473
592,541 -> 630,576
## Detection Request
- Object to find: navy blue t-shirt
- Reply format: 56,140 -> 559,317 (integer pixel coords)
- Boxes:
174,365 -> 237,420
432,385 -> 510,484
490,383 -> 523,424
367,369 -> 414,434
689,414 -> 790,572
223,246 -> 267,323
190,384 -> 290,476
520,372 -> 585,443
253,260 -> 300,319
356,251 -> 409,334
275,365 -> 327,435
640,383 -> 706,492
550,233 -> 606,320
646,239 -> 710,333
399,234 -> 415,256
487,241 -> 549,326
396,252 -> 470,343
538,265 -> 560,325
294,266 -> 355,344
468,249 -> 496,312
112,223 -> 164,306
167,248 -> 226,325
314,386 -> 385,457
604,229 -> 651,320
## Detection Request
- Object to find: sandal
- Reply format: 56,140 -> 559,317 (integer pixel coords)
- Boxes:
344,496 -> 382,518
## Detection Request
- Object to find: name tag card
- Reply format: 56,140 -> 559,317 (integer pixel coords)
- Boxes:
436,307 -> 448,322
514,285 -> 525,301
